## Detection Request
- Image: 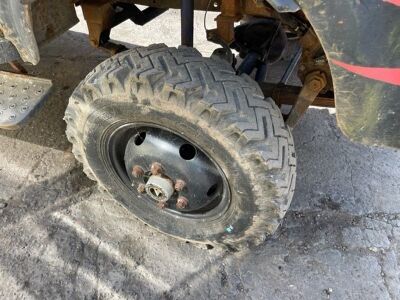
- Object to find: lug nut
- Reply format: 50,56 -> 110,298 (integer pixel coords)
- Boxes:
176,196 -> 189,209
150,162 -> 163,176
174,179 -> 186,192
137,183 -> 146,194
132,165 -> 144,178
157,200 -> 167,209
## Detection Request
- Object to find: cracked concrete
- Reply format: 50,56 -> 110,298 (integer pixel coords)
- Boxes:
0,8 -> 399,300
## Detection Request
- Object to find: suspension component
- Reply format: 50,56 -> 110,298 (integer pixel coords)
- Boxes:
285,71 -> 327,127
234,18 -> 287,82
181,0 -> 194,47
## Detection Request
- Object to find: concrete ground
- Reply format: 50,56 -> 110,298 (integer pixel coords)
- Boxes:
0,8 -> 400,300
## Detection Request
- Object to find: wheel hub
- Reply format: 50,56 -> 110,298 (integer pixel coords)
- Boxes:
145,175 -> 174,202
116,125 -> 228,215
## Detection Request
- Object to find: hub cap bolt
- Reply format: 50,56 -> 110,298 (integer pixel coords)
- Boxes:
176,196 -> 189,209
150,162 -> 164,176
137,183 -> 146,194
174,179 -> 186,192
132,165 -> 144,178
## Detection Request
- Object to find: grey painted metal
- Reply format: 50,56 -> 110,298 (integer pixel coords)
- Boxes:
0,38 -> 20,64
0,71 -> 52,129
266,0 -> 300,12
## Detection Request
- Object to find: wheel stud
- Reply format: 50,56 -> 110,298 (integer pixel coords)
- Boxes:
137,183 -> 146,194
150,162 -> 164,175
157,200 -> 167,209
174,179 -> 186,191
132,165 -> 144,178
176,196 -> 189,209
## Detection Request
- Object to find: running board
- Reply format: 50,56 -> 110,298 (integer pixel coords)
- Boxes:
0,71 -> 52,129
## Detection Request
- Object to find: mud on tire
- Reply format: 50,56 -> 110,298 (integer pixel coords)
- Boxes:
64,44 -> 296,249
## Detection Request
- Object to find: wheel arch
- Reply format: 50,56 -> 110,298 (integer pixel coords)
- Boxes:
297,0 -> 400,148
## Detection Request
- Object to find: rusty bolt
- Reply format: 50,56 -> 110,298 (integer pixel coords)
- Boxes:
176,196 -> 189,209
132,165 -> 144,178
150,162 -> 164,176
174,179 -> 186,192
137,183 -> 146,194
305,72 -> 327,92
157,201 -> 167,209
309,79 -> 324,92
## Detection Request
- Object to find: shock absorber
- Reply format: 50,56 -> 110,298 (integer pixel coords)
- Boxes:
181,0 -> 194,47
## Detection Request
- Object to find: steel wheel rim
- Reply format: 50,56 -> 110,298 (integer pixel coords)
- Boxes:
105,122 -> 231,219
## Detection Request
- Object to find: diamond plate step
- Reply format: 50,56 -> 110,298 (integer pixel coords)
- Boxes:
0,71 -> 52,129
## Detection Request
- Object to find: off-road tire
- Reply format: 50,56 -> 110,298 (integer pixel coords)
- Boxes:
64,44 -> 296,249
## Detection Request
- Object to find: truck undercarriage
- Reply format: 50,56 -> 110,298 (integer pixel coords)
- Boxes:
1,0 -> 336,128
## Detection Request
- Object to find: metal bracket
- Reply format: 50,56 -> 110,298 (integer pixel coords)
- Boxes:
260,82 -> 334,108
81,2 -> 167,53
212,0 -> 243,45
